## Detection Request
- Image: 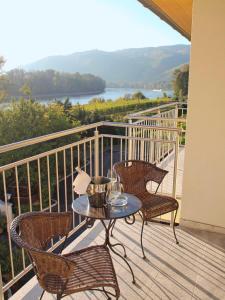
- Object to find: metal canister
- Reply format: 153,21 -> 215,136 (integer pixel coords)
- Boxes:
87,176 -> 111,208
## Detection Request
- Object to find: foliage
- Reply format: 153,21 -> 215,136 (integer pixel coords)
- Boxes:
0,56 -> 8,102
131,91 -> 146,99
71,97 -> 171,124
0,238 -> 24,282
173,64 -> 189,100
0,99 -> 79,201
0,69 -> 105,99
88,97 -> 105,104
19,83 -> 32,97
0,213 -> 7,233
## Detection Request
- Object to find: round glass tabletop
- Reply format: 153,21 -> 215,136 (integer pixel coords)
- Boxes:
72,193 -> 142,220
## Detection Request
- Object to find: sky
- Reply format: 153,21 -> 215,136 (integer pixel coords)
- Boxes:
0,0 -> 189,70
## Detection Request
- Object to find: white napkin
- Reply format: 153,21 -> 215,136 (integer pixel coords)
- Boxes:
73,167 -> 91,195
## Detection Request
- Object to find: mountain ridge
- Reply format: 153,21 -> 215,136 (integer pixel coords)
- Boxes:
24,44 -> 190,88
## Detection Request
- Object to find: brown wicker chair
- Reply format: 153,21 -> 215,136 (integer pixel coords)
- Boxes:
10,212 -> 120,299
113,160 -> 179,259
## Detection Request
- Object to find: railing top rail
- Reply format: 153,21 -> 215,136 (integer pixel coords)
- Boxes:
125,102 -> 178,118
100,134 -> 176,144
0,121 -> 103,155
102,121 -> 181,132
130,116 -> 187,122
125,101 -> 187,118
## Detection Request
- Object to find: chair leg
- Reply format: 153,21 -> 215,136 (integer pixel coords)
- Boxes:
39,290 -> 45,300
111,220 -> 116,237
172,209 -> 179,244
141,218 -> 146,259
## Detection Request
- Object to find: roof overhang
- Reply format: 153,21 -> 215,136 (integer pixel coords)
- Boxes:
138,0 -> 192,40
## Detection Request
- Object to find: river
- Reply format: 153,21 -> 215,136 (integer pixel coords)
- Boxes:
0,88 -> 173,109
37,88 -> 173,105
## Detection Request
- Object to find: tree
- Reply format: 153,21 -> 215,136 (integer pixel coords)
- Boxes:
88,97 -> 105,104
19,83 -> 32,98
0,56 -> 8,102
173,64 -> 189,100
3,69 -> 106,99
131,91 -> 146,100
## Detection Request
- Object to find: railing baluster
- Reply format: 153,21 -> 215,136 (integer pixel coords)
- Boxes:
2,171 -> 15,279
15,167 -> 21,215
120,138 -> 123,161
84,142 -> 86,172
128,119 -> 132,160
77,145 -> 80,168
26,162 -> 32,212
77,143 -> 82,224
71,147 -> 75,227
110,137 -> 113,175
63,150 -> 68,212
89,141 -> 92,177
47,155 -> 51,212
15,167 -> 26,269
101,137 -> 103,176
94,129 -> 99,177
55,152 -> 60,212
71,147 -> 74,198
125,127 -> 127,160
171,135 -> 179,226
0,265 -> 4,300
37,159 -> 43,211
136,128 -> 139,160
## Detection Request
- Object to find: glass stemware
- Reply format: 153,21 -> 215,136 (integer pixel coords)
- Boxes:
107,169 -> 117,183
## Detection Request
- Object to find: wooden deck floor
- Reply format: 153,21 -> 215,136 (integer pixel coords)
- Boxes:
11,219 -> 225,300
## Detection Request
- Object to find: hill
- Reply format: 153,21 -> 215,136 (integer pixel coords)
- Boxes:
24,44 -> 190,88
1,70 -> 105,98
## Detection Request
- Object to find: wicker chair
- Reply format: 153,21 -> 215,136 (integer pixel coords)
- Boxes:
113,160 -> 179,259
10,212 -> 120,299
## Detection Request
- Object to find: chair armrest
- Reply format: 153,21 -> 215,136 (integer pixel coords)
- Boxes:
144,164 -> 168,186
31,250 -> 75,279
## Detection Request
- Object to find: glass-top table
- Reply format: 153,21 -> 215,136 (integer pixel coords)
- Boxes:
72,193 -> 142,284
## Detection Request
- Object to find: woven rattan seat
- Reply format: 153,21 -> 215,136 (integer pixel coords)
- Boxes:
137,191 -> 178,219
10,212 -> 120,300
114,160 -> 179,259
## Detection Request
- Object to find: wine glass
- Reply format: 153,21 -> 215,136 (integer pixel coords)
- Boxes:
110,181 -> 122,200
107,169 -> 117,184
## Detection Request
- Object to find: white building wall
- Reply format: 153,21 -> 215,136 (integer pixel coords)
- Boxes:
181,0 -> 225,231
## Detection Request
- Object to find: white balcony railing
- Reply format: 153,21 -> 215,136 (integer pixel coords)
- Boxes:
0,102 -> 187,299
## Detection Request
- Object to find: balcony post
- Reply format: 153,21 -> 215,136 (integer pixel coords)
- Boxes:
0,265 -> 4,300
171,131 -> 179,226
140,129 -> 144,161
128,119 -> 133,160
94,129 -> 99,177
175,104 -> 179,119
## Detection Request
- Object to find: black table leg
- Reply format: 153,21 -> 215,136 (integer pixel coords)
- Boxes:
101,219 -> 136,284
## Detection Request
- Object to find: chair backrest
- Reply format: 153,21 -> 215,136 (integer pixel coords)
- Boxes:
113,160 -> 168,195
10,212 -> 73,293
11,212 -> 72,251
